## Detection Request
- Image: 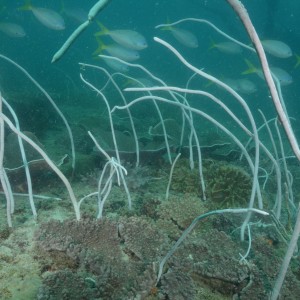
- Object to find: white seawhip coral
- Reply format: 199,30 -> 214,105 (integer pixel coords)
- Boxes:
0,112 -> 80,222
226,0 -> 300,161
148,37 -> 261,240
156,208 -> 269,285
112,95 -> 258,213
257,111 -> 282,219
274,120 -> 295,211
80,73 -> 121,163
52,0 -> 111,63
80,73 -> 132,210
166,153 -> 181,200
79,63 -> 140,167
98,54 -> 180,165
156,17 -> 289,130
108,71 -> 206,199
87,131 -> 130,218
2,96 -> 36,219
155,18 -> 255,52
0,93 -> 13,227
225,1 -> 300,298
0,54 -> 76,174
119,73 -> 206,199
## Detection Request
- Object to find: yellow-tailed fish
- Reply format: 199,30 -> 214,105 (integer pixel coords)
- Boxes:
236,79 -> 257,94
210,39 -> 242,54
95,23 -> 147,50
19,0 -> 65,31
61,2 -> 87,24
224,78 -> 257,94
102,57 -> 129,72
0,22 -> 26,37
223,78 -> 240,91
261,40 -> 292,58
294,54 -> 300,68
243,59 -> 292,86
270,67 -> 293,86
94,38 -> 140,62
160,25 -> 198,48
242,59 -> 264,77
0,4 -> 7,14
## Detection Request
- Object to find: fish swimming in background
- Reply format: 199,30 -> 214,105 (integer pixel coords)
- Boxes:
243,59 -> 293,86
0,22 -> 26,37
160,25 -> 198,48
236,79 -> 257,94
99,56 -> 129,72
0,4 -> 7,14
261,40 -> 292,58
294,54 -> 300,68
93,38 -> 140,62
209,40 -> 242,54
60,2 -> 87,24
270,67 -> 293,86
19,0 -> 65,31
223,78 -> 257,94
95,23 -> 148,51
238,79 -> 257,94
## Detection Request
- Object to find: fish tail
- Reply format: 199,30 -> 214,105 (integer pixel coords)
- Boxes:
160,26 -> 171,31
93,36 -> 106,56
59,0 -> 65,14
18,0 -> 31,11
94,21 -> 108,37
159,17 -> 172,31
160,24 -> 173,31
242,59 -> 257,75
208,37 -> 216,50
122,78 -> 135,88
0,4 -> 7,14
92,55 -> 101,61
204,80 -> 215,89
294,54 -> 300,69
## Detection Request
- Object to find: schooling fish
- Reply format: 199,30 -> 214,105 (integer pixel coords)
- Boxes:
19,0 -> 65,31
95,23 -> 147,50
236,79 -> 257,94
243,59 -> 293,86
294,54 -> 300,68
224,78 -> 257,94
0,22 -> 26,37
61,4 -> 87,23
160,25 -> 198,48
270,67 -> 293,86
261,40 -> 292,58
210,40 -> 242,54
94,38 -> 140,62
99,56 -> 129,72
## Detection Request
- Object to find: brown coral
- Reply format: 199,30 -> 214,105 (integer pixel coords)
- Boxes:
161,268 -> 196,300
34,217 -> 170,299
169,158 -> 252,209
118,216 -> 169,261
156,194 -> 207,240
206,162 -> 252,209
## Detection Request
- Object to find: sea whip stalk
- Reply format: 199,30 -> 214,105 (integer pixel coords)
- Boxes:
226,0 -> 300,161
225,1 -> 300,298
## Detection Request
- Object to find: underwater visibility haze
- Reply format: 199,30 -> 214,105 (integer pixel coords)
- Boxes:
0,0 -> 300,299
